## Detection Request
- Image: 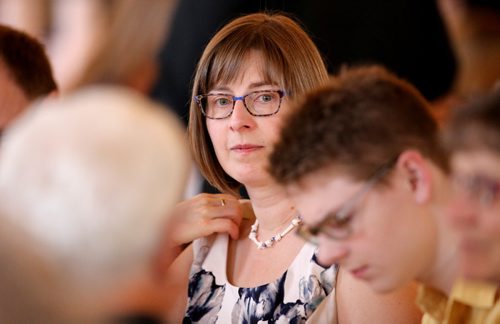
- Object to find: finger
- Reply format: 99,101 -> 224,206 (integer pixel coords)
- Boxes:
203,202 -> 243,224
204,218 -> 240,240
199,193 -> 239,207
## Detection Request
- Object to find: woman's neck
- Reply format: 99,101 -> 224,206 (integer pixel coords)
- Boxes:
245,183 -> 297,233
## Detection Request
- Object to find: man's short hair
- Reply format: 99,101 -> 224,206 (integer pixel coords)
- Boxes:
0,24 -> 57,99
270,65 -> 448,185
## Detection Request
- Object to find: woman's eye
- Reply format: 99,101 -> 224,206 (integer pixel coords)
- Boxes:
256,93 -> 274,103
213,97 -> 232,106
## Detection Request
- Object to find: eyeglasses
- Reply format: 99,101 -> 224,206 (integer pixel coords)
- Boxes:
296,157 -> 398,244
452,173 -> 500,207
194,89 -> 286,120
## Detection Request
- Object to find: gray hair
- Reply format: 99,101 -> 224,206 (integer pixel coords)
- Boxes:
0,86 -> 189,302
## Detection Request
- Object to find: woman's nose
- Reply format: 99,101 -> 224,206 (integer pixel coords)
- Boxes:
229,99 -> 255,131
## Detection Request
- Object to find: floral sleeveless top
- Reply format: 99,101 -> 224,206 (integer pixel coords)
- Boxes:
183,234 -> 337,323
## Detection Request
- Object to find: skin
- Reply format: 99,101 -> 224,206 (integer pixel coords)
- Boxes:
167,53 -> 423,322
0,60 -> 30,132
288,151 -> 458,295
206,53 -> 289,190
448,150 -> 500,283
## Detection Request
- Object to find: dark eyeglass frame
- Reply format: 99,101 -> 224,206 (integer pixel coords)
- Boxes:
296,156 -> 399,244
452,173 -> 500,207
194,89 -> 286,120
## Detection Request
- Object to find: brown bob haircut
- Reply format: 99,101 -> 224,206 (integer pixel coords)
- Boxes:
443,89 -> 500,154
0,24 -> 57,99
188,12 -> 328,196
270,65 -> 449,186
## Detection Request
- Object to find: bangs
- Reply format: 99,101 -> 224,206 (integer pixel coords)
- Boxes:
204,34 -> 287,93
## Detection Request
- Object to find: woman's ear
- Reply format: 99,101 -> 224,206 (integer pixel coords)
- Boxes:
396,150 -> 432,204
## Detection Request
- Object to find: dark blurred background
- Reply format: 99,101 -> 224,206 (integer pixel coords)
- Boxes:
151,0 -> 456,125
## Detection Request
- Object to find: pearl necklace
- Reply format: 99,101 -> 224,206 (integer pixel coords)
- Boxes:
248,215 -> 302,249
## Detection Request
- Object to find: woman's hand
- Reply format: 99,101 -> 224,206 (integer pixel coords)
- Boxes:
169,193 -> 245,246
153,194 -> 250,276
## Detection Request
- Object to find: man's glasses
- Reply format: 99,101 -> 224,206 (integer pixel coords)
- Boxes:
194,89 -> 286,120
452,173 -> 500,207
296,157 -> 398,244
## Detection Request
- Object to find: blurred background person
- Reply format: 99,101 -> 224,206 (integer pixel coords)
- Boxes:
0,0 -> 47,38
68,0 -> 177,94
433,0 -> 500,124
0,87 -> 190,322
0,24 -> 57,135
443,89 -> 500,285
0,0 -> 177,95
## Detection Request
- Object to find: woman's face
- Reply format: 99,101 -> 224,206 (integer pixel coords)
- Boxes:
288,165 -> 438,293
205,51 -> 290,188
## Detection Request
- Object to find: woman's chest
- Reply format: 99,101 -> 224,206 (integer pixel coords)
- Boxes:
227,235 -> 305,287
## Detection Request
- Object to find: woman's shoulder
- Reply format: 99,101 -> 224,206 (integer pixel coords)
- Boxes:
289,243 -> 338,293
191,233 -> 230,276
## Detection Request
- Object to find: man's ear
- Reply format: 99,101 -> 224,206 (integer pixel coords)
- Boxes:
396,150 -> 432,204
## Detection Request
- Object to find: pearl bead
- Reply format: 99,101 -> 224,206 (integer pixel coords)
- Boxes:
247,215 -> 301,249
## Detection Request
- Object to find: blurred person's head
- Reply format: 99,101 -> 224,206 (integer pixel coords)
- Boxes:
0,86 -> 190,321
443,89 -> 500,283
74,0 -> 178,93
270,66 -> 456,293
188,12 -> 328,196
0,24 -> 57,133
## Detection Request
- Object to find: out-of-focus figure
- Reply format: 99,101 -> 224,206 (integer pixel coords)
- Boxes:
434,0 -> 500,124
443,89 -> 500,285
0,87 -> 190,322
68,0 -> 177,93
0,0 -> 177,94
0,24 -> 57,134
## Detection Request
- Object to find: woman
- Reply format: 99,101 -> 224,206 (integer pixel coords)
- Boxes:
169,13 -> 421,323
